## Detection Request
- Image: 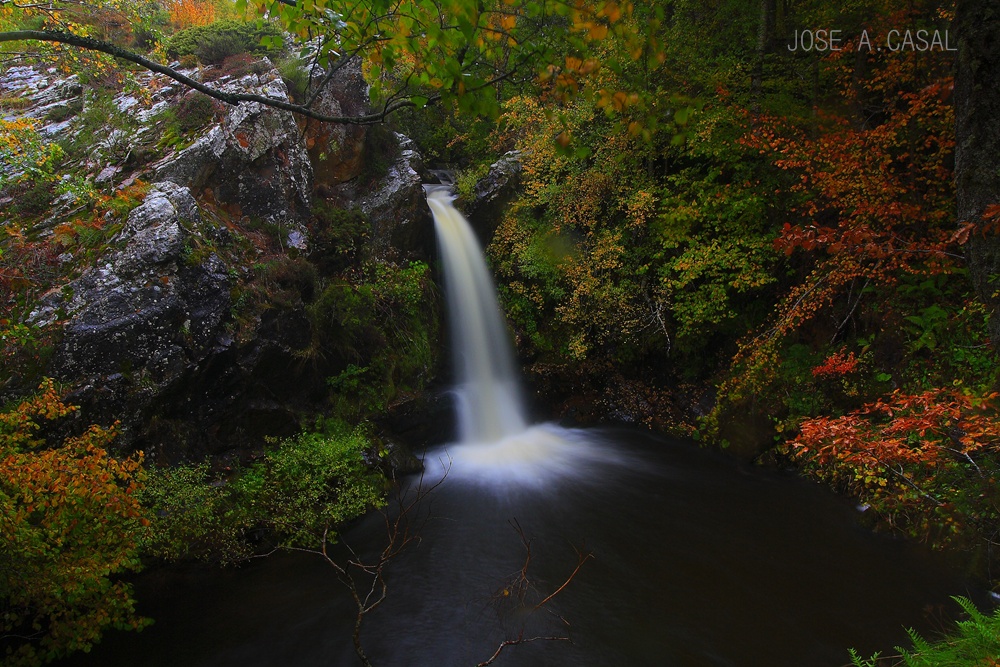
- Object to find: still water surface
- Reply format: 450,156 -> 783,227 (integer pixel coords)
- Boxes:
65,426 -> 978,667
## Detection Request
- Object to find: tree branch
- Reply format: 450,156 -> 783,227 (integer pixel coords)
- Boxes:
0,29 -> 430,125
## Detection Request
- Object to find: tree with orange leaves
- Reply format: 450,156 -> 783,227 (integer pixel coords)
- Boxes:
1,380 -> 148,667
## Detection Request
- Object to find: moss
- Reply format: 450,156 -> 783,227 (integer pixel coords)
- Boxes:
309,260 -> 438,419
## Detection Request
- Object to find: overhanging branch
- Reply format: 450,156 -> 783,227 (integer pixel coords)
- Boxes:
0,29 -> 430,125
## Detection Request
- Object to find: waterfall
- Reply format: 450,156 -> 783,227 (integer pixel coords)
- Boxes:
424,184 -> 631,488
425,185 -> 528,443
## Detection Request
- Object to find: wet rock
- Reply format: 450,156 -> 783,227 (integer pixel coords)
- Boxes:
466,151 -> 522,213
458,151 -> 522,239
376,389 -> 456,448
364,437 -> 424,477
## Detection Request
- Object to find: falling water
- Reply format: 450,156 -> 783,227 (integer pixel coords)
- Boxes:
424,185 -> 634,486
425,185 -> 528,443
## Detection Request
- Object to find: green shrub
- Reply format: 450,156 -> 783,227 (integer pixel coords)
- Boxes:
164,19 -> 281,64
310,202 -> 370,272
140,423 -> 384,563
175,92 -> 216,132
277,55 -> 310,102
139,461 -> 251,564
232,422 -> 385,548
359,122 -> 401,188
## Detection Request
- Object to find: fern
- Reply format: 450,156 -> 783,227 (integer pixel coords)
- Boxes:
849,596 -> 1000,667
849,647 -> 881,667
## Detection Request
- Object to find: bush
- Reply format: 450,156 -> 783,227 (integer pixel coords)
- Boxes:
232,422 -> 385,548
1,381 -> 148,666
139,461 -> 251,564
140,422 -> 384,563
277,55 -> 310,102
164,19 -> 281,64
174,92 -> 217,132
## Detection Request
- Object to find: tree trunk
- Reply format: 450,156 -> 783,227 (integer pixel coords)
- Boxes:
750,0 -> 775,113
955,0 -> 1000,346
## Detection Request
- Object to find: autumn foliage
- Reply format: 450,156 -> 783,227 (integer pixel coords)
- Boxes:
166,0 -> 217,29
1,381 -> 148,666
717,15 -> 960,410
785,389 -> 1000,551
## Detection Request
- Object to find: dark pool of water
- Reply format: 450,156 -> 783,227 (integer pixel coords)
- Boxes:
63,427 -> 982,667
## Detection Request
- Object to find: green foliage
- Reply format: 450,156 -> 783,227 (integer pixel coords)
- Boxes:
141,422 -> 384,563
232,422 -> 384,547
276,55 -> 310,102
163,19 -> 281,64
237,0 -> 655,128
454,163 -> 490,202
850,597 -> 1000,667
68,89 -> 139,167
0,119 -> 64,195
139,461 -> 251,564
310,260 -> 437,419
310,203 -> 369,273
154,93 -> 218,152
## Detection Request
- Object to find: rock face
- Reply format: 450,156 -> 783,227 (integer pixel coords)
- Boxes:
155,62 -> 313,234
305,56 -> 370,187
359,133 -> 433,259
28,181 -> 334,459
466,151 -> 522,215
459,151 -> 522,241
4,58 -> 448,459
29,183 -> 231,452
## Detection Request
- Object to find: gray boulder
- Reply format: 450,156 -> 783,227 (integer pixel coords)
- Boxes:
30,182 -> 231,448
458,151 -> 522,240
359,133 -> 432,258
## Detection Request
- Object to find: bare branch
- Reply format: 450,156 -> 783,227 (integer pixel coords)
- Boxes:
476,635 -> 571,667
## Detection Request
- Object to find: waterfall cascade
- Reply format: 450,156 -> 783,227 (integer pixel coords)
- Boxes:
425,185 -> 528,443
424,185 -> 627,486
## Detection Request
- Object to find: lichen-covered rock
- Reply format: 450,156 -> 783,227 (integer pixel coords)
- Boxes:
468,151 -> 522,213
27,183 -> 231,444
458,151 -> 522,239
26,182 -> 348,459
155,61 -> 313,234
